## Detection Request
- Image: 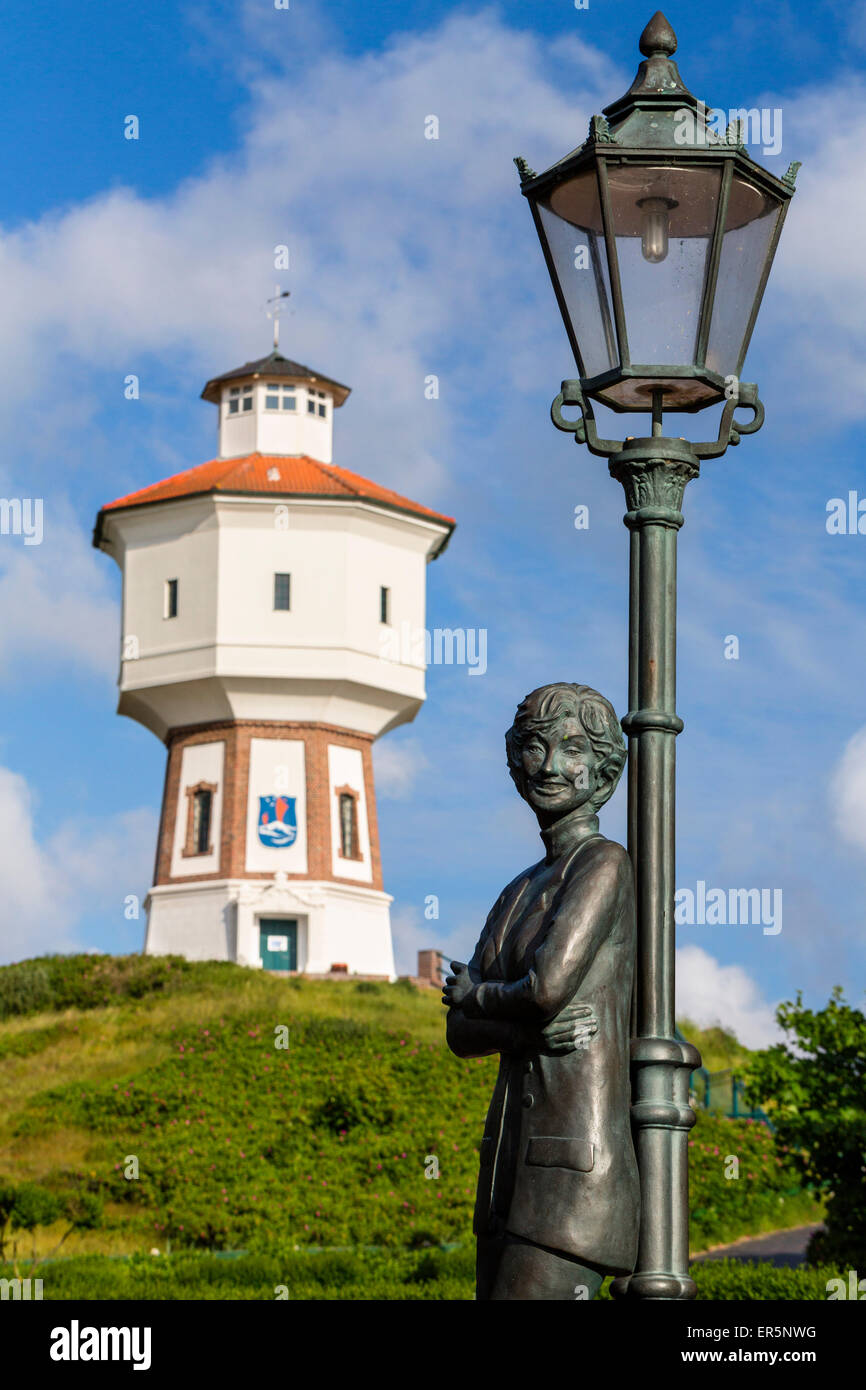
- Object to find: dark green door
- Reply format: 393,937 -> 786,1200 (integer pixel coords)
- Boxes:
259,919 -> 298,971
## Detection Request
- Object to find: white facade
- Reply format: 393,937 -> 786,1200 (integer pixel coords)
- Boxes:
328,744 -> 372,882
244,738 -> 308,874
144,876 -> 395,978
100,493 -> 448,742
169,740 -> 225,878
216,378 -> 337,463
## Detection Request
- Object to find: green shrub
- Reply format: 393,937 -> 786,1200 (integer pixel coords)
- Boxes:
0,1249 -> 838,1301
691,1259 -> 837,1301
0,958 -> 822,1265
0,962 -> 53,1018
686,1112 -> 810,1250
746,988 -> 866,1267
0,954 -> 206,1020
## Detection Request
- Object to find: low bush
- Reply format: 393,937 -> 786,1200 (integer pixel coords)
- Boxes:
0,1249 -> 838,1301
0,962 -> 823,1267
0,954 -> 211,1020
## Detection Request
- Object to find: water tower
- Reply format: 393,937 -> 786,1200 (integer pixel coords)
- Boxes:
94,343 -> 453,977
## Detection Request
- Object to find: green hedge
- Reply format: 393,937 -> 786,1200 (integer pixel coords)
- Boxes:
0,954 -> 216,1020
1,964 -> 821,1262
11,999 -> 814,1255
0,1250 -> 838,1301
683,1259 -> 839,1302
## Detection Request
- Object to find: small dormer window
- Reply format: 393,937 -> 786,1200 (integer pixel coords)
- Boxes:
226,384 -> 253,416
307,389 -> 328,419
265,384 -> 297,412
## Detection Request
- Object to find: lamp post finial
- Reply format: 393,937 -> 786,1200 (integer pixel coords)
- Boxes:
639,11 -> 677,57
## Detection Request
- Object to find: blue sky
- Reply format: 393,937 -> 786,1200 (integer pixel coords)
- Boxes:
1,0 -> 865,1046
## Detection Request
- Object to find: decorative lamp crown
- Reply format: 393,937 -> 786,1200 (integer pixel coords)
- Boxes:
515,11 -> 798,416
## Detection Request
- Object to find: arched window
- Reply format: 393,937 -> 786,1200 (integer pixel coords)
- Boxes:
192,790 -> 212,854
335,787 -> 361,861
183,781 -> 217,857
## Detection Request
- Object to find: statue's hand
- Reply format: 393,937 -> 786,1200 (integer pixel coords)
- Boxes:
536,1000 -> 598,1056
442,961 -> 474,1009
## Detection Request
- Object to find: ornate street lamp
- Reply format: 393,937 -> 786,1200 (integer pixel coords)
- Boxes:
515,11 -> 797,1300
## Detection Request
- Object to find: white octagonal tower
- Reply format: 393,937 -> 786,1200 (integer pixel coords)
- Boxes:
94,348 -> 454,978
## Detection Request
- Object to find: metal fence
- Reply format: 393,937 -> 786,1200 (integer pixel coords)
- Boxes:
688,1065 -> 774,1131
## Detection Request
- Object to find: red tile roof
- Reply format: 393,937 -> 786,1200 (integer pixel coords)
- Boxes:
95,453 -> 455,545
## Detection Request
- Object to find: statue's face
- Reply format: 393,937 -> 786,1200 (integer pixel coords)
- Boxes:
517,713 -> 602,822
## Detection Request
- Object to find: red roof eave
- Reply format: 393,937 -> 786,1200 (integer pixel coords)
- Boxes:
93,453 -> 455,552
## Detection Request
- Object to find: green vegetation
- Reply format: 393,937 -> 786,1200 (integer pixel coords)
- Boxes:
0,1179 -> 102,1276
0,953 -> 826,1297
0,1248 -> 838,1301
746,987 -> 866,1267
678,1019 -> 753,1074
0,953 -> 206,1021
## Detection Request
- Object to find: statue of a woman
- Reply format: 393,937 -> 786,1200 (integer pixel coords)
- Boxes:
443,682 -> 639,1300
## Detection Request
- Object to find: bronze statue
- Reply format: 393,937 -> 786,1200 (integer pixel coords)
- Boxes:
443,682 -> 639,1300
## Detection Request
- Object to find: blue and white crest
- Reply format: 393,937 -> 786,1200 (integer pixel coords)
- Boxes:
257,795 -> 297,848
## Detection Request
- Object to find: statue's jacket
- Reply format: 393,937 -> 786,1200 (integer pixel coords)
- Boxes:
448,819 -> 639,1274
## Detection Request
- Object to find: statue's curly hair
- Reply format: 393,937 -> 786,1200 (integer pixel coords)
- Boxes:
505,682 -> 626,811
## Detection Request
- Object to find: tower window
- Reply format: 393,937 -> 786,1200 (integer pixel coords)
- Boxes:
274,573 -> 291,611
380,586 -> 390,624
165,579 -> 178,619
226,384 -> 253,415
307,389 -> 328,418
193,789 -> 212,853
336,787 -> 361,860
183,781 -> 217,858
265,384 -> 297,412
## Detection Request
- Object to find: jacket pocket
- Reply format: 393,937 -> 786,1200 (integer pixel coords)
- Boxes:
525,1136 -> 594,1172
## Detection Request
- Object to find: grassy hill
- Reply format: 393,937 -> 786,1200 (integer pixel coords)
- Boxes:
0,953 -> 824,1296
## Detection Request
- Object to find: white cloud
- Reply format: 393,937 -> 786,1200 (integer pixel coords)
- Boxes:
390,904 -> 434,979
0,503 -> 118,684
0,14 -> 624,504
763,82 -> 866,417
389,900 -> 476,980
676,944 -> 781,1049
829,724 -> 866,853
0,765 -> 156,964
0,12 -> 862,475
373,738 -> 430,799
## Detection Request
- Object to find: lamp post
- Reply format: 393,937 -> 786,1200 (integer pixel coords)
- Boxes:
515,10 -> 797,1300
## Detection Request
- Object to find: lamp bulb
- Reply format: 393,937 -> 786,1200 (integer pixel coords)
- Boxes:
637,197 -> 676,263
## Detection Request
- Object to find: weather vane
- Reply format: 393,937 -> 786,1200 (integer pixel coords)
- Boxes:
266,285 -> 291,350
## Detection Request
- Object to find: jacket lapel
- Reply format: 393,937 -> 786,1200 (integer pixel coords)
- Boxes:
482,875 -> 531,975
485,836 -> 604,978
